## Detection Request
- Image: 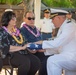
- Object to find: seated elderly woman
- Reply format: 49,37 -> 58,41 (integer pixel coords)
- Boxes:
0,11 -> 40,75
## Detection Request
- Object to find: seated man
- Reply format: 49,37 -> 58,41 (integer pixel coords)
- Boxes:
20,11 -> 52,75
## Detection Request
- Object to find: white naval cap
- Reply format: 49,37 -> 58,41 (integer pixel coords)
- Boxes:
43,9 -> 50,13
50,8 -> 69,18
5,9 -> 13,12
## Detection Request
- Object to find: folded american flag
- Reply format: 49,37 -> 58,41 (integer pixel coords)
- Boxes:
27,43 -> 42,50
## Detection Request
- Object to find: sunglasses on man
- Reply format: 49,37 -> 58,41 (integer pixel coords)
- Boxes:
26,17 -> 35,20
45,12 -> 50,14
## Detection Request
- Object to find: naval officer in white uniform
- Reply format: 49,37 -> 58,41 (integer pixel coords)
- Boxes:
40,9 -> 55,40
35,8 -> 76,75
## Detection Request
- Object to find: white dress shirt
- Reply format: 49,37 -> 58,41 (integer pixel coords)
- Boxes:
20,22 -> 26,28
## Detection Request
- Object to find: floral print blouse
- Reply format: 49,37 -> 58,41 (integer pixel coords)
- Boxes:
0,27 -> 27,56
0,28 -> 10,56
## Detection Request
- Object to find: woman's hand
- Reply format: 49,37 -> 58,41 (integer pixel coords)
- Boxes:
37,49 -> 46,52
10,45 -> 27,52
27,49 -> 46,53
22,44 -> 27,50
27,48 -> 37,54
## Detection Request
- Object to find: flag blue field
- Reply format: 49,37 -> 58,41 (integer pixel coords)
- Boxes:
27,43 -> 42,50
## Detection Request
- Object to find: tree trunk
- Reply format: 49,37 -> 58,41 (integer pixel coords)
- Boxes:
22,0 -> 34,12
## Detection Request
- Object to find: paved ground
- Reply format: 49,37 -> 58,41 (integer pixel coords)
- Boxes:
0,69 -> 38,75
0,69 -> 64,75
0,69 -> 17,75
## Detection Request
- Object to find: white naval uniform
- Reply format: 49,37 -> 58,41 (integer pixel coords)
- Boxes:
40,17 -> 55,40
40,17 -> 55,33
42,19 -> 76,75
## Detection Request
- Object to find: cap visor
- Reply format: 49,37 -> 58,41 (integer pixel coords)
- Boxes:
50,14 -> 58,19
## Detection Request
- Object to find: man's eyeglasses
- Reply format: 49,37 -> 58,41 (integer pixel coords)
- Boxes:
26,17 -> 35,20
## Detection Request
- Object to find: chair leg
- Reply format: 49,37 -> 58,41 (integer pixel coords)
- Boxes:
10,67 -> 13,75
3,66 -> 13,75
5,68 -> 7,75
2,66 -> 18,75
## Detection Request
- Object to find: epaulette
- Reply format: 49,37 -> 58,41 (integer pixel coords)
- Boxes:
67,21 -> 71,23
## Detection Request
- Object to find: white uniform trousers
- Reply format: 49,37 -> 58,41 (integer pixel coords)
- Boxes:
47,54 -> 76,75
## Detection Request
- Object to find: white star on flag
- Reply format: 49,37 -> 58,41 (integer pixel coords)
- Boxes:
35,44 -> 38,48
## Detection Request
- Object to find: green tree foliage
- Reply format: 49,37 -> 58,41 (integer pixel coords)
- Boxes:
71,0 -> 76,7
42,0 -> 76,8
0,0 -> 76,8
0,0 -> 21,5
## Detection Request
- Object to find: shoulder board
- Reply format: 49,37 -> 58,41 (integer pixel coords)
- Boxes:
67,21 -> 71,23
